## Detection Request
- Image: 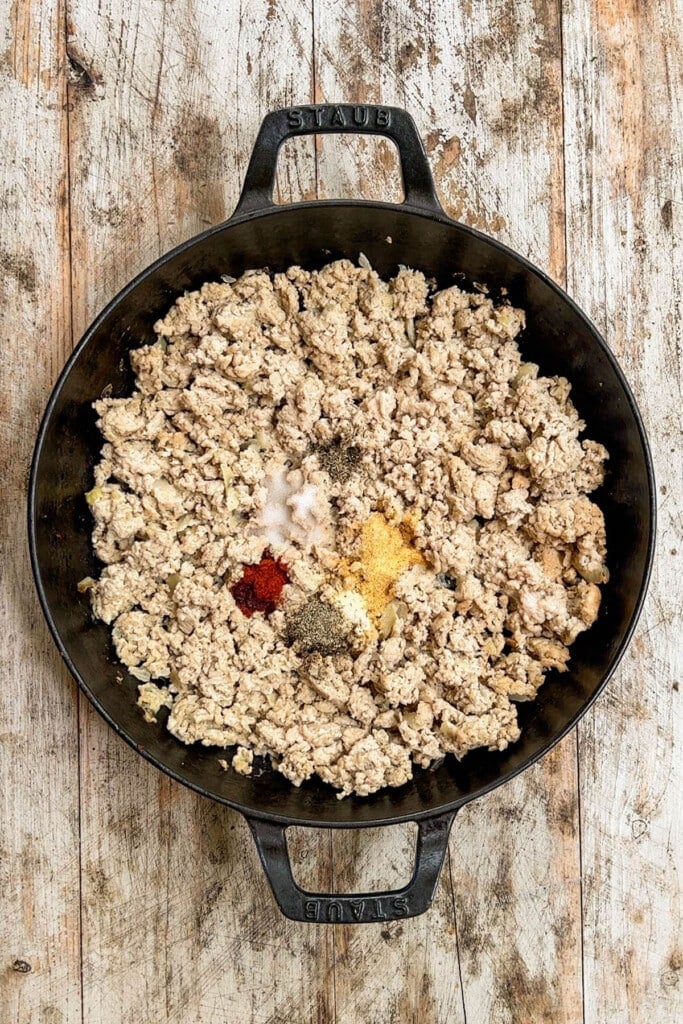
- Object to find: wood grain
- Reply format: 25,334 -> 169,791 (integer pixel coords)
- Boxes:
329,824 -> 465,1024
312,7 -> 467,1022
1,0 -> 681,1021
314,2 -> 583,1021
437,6 -> 586,1015
563,1 -> 683,1021
0,1 -> 82,1023
66,2 -> 333,1022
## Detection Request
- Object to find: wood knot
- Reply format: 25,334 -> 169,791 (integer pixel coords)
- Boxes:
66,46 -> 103,96
630,817 -> 649,839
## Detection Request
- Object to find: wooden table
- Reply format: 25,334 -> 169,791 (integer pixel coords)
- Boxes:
2,2 -> 681,1021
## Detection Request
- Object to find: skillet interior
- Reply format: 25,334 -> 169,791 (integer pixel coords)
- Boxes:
29,202 -> 655,826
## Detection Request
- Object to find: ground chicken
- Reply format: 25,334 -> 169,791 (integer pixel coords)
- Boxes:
86,259 -> 609,798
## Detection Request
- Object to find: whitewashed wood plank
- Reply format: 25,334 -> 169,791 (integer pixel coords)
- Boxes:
438,12 -> 587,1021
450,738 -> 583,1022
314,1 -> 584,1020
0,1 -> 82,1022
312,5 -> 466,1017
329,824 -> 465,1024
563,1 -> 683,1021
411,4 -> 585,1014
65,2 -> 334,1021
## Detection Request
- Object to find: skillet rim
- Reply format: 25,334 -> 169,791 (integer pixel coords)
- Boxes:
27,198 -> 657,828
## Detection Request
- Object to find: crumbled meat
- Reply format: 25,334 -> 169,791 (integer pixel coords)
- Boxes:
87,260 -> 609,798
232,746 -> 254,775
137,682 -> 173,723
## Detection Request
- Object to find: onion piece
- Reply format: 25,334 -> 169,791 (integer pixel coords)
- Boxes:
405,317 -> 416,344
130,666 -> 151,682
85,486 -> 103,506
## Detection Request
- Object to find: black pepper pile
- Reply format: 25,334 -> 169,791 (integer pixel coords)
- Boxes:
317,441 -> 362,483
287,597 -> 350,655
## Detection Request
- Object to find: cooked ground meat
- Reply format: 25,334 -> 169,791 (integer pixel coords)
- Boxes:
87,259 -> 609,798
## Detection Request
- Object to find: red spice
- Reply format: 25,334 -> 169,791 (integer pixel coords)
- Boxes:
230,550 -> 289,617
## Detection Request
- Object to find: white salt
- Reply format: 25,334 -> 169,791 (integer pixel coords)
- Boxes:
258,466 -> 331,549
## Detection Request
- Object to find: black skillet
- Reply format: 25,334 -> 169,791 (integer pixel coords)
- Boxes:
29,104 -> 655,923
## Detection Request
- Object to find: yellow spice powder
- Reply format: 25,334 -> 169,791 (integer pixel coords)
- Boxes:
340,513 -> 424,620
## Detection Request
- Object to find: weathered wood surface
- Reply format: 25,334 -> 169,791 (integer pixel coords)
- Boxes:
0,2 -> 82,1023
66,4 -> 334,1023
0,0 -> 680,1022
563,2 -> 683,1022
315,3 -> 583,1023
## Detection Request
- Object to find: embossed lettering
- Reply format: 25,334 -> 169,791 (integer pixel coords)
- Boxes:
331,105 -> 346,127
326,901 -> 343,922
312,106 -> 325,127
287,108 -> 304,129
304,900 -> 319,920
391,897 -> 409,917
376,108 -> 391,127
353,106 -> 368,126
349,899 -> 365,921
373,898 -> 387,920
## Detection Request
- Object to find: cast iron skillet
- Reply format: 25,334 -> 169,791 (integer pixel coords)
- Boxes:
29,105 -> 655,923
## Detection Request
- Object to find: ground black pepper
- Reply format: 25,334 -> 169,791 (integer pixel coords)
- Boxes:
287,597 -> 349,655
317,441 -> 361,483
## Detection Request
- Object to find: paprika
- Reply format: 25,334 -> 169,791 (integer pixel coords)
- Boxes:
230,550 -> 289,617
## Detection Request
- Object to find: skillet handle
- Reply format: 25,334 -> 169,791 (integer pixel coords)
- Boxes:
246,809 -> 456,923
232,103 -> 443,217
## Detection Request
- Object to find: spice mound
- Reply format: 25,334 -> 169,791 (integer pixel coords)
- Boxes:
86,259 -> 609,798
287,598 -> 349,655
340,514 -> 424,621
230,551 -> 288,618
